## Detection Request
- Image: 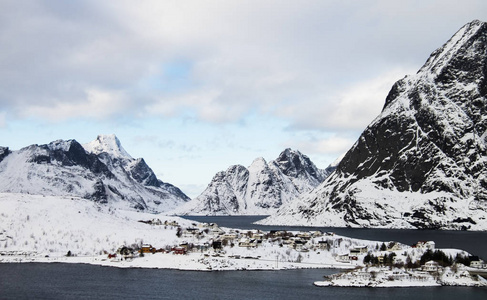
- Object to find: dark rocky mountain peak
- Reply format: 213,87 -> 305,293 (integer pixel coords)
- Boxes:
261,20 -> 487,230
0,135 -> 189,212
173,148 -> 332,215
275,148 -> 325,181
0,146 -> 10,163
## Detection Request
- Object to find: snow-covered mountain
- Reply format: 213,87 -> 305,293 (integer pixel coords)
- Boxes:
260,20 -> 487,230
0,134 -> 190,212
173,148 -> 334,215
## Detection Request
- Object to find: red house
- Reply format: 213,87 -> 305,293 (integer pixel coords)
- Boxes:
172,246 -> 187,255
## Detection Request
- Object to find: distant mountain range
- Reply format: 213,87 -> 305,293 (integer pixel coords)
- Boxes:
0,134 -> 190,212
171,148 -> 336,215
0,134 -> 335,216
260,20 -> 487,230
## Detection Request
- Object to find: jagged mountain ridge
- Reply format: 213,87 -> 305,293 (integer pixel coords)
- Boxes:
173,148 -> 334,215
0,134 -> 190,212
260,20 -> 487,230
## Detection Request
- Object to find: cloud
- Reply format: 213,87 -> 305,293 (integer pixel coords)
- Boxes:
1,0 -> 487,132
20,88 -> 131,121
131,134 -> 201,154
278,68 -> 416,131
285,134 -> 356,158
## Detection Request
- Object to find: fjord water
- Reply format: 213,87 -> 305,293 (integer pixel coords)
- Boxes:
1,263 -> 487,299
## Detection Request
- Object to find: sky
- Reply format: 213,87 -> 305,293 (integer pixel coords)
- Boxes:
1,0 -> 487,198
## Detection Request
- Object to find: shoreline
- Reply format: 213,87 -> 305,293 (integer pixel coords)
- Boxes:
3,257 -> 486,289
0,253 -> 356,271
313,265 -> 487,288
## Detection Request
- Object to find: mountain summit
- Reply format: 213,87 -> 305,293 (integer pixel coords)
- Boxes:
83,134 -> 132,159
261,20 -> 487,230
172,149 -> 334,215
0,135 -> 190,212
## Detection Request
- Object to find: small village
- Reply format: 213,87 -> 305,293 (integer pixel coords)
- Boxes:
106,218 -> 341,263
316,240 -> 487,287
84,218 -> 487,287
2,213 -> 486,287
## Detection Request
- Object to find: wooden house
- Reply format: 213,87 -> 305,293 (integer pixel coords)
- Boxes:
172,246 -> 187,255
140,244 -> 156,254
387,242 -> 402,251
318,240 -> 329,250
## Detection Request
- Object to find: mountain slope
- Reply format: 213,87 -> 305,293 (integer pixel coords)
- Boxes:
173,149 -> 333,215
261,20 -> 487,230
0,135 -> 189,212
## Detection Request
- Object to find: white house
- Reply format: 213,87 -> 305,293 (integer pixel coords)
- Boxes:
221,232 -> 239,240
422,260 -> 440,272
211,227 -> 225,235
335,253 -> 350,263
393,256 -> 404,265
349,246 -> 368,256
182,228 -> 199,238
297,232 -> 311,239
470,260 -> 486,269
239,239 -> 257,248
416,241 -> 435,250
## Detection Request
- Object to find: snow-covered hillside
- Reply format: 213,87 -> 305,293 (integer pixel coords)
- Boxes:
0,193 -> 191,257
260,20 -> 487,230
172,149 -> 335,215
0,192 -> 378,270
0,135 -> 189,212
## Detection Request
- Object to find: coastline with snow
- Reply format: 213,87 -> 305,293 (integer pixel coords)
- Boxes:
0,252 -> 354,271
1,192 -> 487,288
314,265 -> 487,288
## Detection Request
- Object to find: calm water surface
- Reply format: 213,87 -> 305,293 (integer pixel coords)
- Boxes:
1,263 -> 487,299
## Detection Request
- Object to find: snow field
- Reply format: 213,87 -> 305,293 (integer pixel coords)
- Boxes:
0,193 -> 188,257
0,193 -> 387,271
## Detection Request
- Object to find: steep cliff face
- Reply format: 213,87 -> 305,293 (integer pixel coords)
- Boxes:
261,20 -> 487,230
173,149 -> 332,215
0,135 -> 189,212
0,146 -> 10,163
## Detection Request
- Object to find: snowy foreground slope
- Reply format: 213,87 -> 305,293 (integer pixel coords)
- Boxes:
0,193 -> 361,270
0,193 -> 190,258
260,20 -> 487,230
172,149 -> 335,215
0,135 -> 189,213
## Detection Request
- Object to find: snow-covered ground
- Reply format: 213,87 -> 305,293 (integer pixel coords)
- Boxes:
0,193 -> 360,270
314,264 -> 487,288
259,176 -> 487,230
1,192 -> 486,288
0,193 -> 188,257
